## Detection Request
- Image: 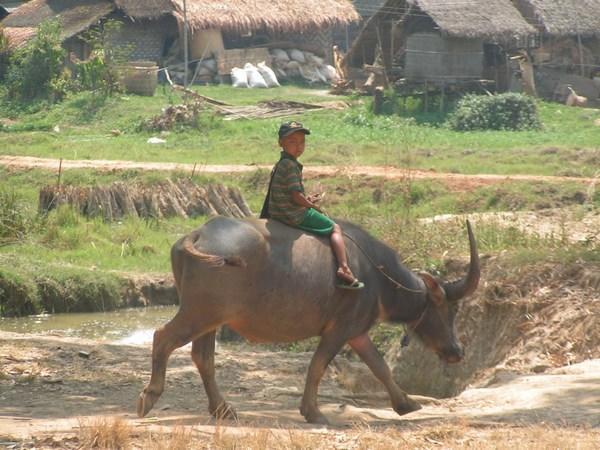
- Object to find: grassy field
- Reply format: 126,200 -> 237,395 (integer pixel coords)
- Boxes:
1,85 -> 599,316
1,85 -> 599,176
1,167 -> 597,275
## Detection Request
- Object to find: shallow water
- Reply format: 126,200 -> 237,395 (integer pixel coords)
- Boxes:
0,306 -> 178,345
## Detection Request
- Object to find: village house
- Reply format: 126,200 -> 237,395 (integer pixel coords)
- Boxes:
511,0 -> 600,102
344,0 -> 535,92
1,0 -> 359,74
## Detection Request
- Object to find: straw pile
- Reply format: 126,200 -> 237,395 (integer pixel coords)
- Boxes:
39,179 -> 252,221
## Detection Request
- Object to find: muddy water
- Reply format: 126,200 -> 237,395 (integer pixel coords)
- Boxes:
0,306 -> 178,344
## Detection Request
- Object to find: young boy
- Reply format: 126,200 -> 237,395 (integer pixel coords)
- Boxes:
261,121 -> 363,289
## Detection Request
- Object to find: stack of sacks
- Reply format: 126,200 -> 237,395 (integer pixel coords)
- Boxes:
269,48 -> 339,84
193,58 -> 218,83
230,62 -> 281,88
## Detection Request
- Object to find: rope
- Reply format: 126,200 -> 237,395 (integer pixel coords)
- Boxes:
342,231 -> 424,294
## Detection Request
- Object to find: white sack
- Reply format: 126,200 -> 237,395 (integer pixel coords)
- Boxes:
200,58 -> 217,72
230,67 -> 249,88
196,66 -> 214,76
257,61 -> 280,87
244,63 -> 268,88
304,52 -> 324,66
288,48 -> 306,63
299,65 -> 327,84
321,64 -> 339,82
270,48 -> 290,62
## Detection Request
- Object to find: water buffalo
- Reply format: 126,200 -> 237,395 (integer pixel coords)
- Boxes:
137,217 -> 480,424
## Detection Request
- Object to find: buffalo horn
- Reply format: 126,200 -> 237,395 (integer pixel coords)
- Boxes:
443,220 -> 480,302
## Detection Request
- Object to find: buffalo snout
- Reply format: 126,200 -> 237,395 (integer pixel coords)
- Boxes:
439,342 -> 464,364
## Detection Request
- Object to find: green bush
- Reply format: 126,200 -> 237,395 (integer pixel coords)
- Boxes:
5,19 -> 69,102
0,264 -> 124,317
37,269 -> 123,313
0,188 -> 36,244
74,20 -> 129,95
447,93 -> 541,131
0,26 -> 9,80
0,269 -> 41,317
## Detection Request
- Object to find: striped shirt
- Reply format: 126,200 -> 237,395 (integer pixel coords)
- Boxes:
268,152 -> 307,226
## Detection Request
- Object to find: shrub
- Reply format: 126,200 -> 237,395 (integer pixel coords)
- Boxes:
447,93 -> 541,131
0,188 -> 36,244
36,269 -> 123,313
5,19 -> 69,102
0,269 -> 41,317
74,20 -> 129,95
0,26 -> 9,80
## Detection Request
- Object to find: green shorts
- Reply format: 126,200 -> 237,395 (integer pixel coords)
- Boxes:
296,208 -> 335,236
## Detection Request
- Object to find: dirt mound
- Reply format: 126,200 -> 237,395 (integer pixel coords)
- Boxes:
384,257 -> 600,397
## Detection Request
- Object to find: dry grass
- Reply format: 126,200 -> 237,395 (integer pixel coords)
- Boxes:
46,419 -> 600,449
77,416 -> 132,449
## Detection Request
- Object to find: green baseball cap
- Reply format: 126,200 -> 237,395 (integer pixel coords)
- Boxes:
278,121 -> 311,139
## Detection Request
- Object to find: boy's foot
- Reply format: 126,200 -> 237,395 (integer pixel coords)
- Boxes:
336,267 -> 364,290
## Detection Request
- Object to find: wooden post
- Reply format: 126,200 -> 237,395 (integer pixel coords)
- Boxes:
424,81 -> 429,112
57,158 -> 63,187
576,32 -> 585,77
440,83 -> 446,113
373,86 -> 384,115
375,20 -> 390,88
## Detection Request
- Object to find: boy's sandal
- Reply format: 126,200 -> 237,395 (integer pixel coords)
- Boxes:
336,279 -> 365,290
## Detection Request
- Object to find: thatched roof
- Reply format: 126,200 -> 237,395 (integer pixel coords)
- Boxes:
113,0 -> 172,20
408,0 -> 535,40
168,0 -> 360,33
2,0 -> 113,39
2,0 -> 359,39
2,26 -> 36,49
513,0 -> 600,37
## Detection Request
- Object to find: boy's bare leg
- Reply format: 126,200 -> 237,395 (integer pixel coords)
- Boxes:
330,224 -> 356,283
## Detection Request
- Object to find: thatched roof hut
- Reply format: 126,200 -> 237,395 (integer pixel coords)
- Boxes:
513,0 -> 600,37
3,0 -> 359,36
2,0 -> 359,61
347,0 -> 534,67
2,26 -> 36,50
171,0 -> 359,33
408,0 -> 534,40
2,0 -> 114,39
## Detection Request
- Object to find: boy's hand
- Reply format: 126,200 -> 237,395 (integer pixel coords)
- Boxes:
307,193 -> 324,204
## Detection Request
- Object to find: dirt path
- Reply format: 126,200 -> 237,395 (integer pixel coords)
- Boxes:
0,332 -> 598,448
1,156 -> 598,191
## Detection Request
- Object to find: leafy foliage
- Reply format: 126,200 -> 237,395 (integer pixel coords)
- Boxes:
5,19 -> 70,102
74,20 -> 131,95
0,26 -> 9,80
0,188 -> 36,244
0,268 -> 41,317
448,93 -> 541,131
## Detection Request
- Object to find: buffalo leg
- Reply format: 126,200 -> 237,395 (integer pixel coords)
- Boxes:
137,311 -> 215,418
300,332 -> 346,425
191,331 -> 237,420
348,333 -> 421,415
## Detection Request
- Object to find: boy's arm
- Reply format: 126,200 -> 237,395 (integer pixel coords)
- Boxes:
291,191 -> 322,212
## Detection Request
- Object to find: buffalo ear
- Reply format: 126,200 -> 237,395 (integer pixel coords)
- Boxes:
419,272 -> 446,306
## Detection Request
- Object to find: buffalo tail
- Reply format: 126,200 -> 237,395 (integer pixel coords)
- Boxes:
181,234 -> 246,268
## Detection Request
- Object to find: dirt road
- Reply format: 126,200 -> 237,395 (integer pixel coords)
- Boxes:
1,156 -> 598,191
0,332 -> 598,448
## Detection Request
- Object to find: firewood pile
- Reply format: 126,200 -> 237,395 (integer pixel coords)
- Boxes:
39,179 -> 252,221
140,100 -> 208,131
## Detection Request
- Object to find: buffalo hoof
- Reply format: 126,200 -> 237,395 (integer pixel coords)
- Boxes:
137,390 -> 160,418
393,397 -> 422,416
211,402 -> 238,421
300,407 -> 330,425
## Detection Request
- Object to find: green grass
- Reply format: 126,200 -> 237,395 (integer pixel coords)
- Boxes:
1,86 -> 599,176
1,168 -> 597,277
